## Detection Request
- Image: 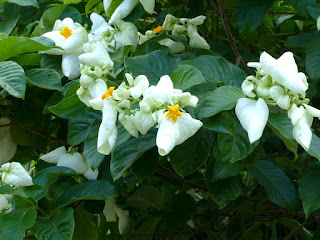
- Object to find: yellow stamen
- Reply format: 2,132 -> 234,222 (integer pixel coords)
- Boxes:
60,26 -> 72,38
102,87 -> 115,100
153,26 -> 164,33
166,105 -> 182,122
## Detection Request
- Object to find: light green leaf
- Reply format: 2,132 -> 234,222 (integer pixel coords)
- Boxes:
0,16 -> 19,39
6,0 -> 38,7
111,129 -> 157,180
248,159 -> 298,210
0,208 -> 37,240
198,86 -> 244,119
170,64 -> 206,91
0,61 -> 26,99
125,50 -> 180,85
32,208 -> 74,240
26,68 -> 62,91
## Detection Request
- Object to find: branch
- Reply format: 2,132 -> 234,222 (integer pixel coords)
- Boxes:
212,0 -> 252,75
283,218 -> 309,240
107,229 -> 201,239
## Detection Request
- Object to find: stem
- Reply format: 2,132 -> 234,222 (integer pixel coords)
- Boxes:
283,218 -> 309,240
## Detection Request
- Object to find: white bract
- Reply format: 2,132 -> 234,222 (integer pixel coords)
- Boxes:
113,20 -> 138,48
40,147 -> 98,180
235,98 -> 269,144
42,18 -> 88,79
1,162 -> 33,187
0,118 -> 17,164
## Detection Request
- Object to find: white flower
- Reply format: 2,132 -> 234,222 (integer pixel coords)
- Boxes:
235,98 -> 269,144
163,14 -> 178,31
256,75 -> 272,97
106,0 -> 155,24
40,146 -> 67,164
0,194 -> 9,212
89,82 -> 118,155
89,13 -> 114,43
156,105 -> 203,156
114,20 -> 138,47
0,118 -> 17,164
304,104 -> 320,119
187,25 -> 210,50
125,73 -> 149,99
118,113 -> 138,137
269,86 -> 291,110
259,52 -> 308,94
317,16 -> 320,31
83,167 -> 99,180
57,152 -> 88,174
42,18 -> 88,80
79,41 -> 114,69
1,162 -> 33,187
135,110 -> 157,135
241,78 -> 256,98
288,104 -> 313,151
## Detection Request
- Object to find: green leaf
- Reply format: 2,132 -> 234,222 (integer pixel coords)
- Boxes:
132,148 -> 159,177
179,55 -> 246,87
170,128 -> 215,177
49,94 -> 88,119
197,86 -> 244,119
108,0 -> 123,17
248,159 -> 298,210
299,165 -> 320,217
218,121 -> 258,163
26,68 -> 62,91
306,36 -> 320,81
6,0 -> 38,7
40,4 -> 69,33
67,109 -> 100,146
85,0 -> 101,13
202,111 -> 236,135
0,37 -> 53,61
268,113 -> 294,140
57,180 -> 118,206
84,119 -> 105,170
286,31 -> 320,48
11,54 -> 42,67
126,185 -> 163,209
0,15 -> 19,39
308,134 -> 320,161
170,64 -> 206,91
73,206 -> 99,240
0,61 -> 26,99
235,0 -> 274,33
289,0 -> 316,16
207,175 -> 243,208
125,50 -> 180,85
32,208 -> 74,240
0,208 -> 37,240
111,129 -> 157,180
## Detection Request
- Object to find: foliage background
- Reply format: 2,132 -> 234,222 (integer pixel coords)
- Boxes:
1,0 -> 320,239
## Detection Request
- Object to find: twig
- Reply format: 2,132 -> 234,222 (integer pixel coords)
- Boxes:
0,123 -> 11,128
107,229 -> 200,239
283,218 -> 309,240
212,0 -> 252,75
262,23 -> 287,52
224,8 -> 299,15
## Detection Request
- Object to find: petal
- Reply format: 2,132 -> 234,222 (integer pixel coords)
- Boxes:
0,194 -> 9,211
83,167 -> 99,180
119,114 -> 139,137
187,25 -> 210,50
103,198 -> 117,222
135,111 -> 156,135
304,104 -> 320,118
108,0 -> 138,25
162,14 -> 178,31
158,38 -> 185,53
114,21 -> 138,47
40,146 -> 66,164
241,79 -> 256,98
125,73 -> 134,86
57,152 -> 88,174
97,101 -> 118,155
61,18 -> 76,30
1,162 -> 33,187
260,51 -> 307,94
293,117 -> 312,151
235,98 -> 269,143
247,62 -> 261,69
269,86 -> 290,110
62,54 -> 81,80
88,79 -> 108,99
0,119 -> 17,164
189,15 -> 206,25
156,116 -> 176,156
139,0 -> 155,14
104,0 -> 112,15
288,104 -> 305,126
130,87 -> 143,100
90,13 -> 114,42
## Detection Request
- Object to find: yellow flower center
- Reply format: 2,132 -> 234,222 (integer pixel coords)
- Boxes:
153,26 -> 164,33
166,105 -> 182,122
60,26 -> 72,38
102,87 -> 115,100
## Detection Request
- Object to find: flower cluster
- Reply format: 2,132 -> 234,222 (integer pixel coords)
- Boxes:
87,73 -> 202,156
138,14 -> 210,53
40,146 -> 98,180
236,51 -> 319,150
0,162 -> 33,214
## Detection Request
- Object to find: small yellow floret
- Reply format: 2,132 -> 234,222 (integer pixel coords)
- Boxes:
102,87 -> 115,100
60,26 -> 72,38
153,26 -> 164,33
166,105 -> 182,122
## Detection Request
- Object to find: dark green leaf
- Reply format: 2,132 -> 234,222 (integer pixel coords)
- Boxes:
26,68 -> 62,91
202,111 -> 236,135
126,185 -> 163,209
306,36 -> 320,81
289,0 -> 316,16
